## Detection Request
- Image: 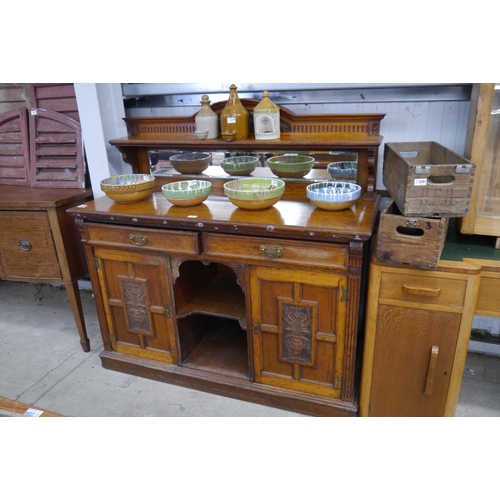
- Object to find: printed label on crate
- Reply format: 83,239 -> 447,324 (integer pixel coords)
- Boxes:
414,178 -> 428,186
23,408 -> 43,417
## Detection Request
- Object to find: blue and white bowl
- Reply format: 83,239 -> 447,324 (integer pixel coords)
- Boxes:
306,181 -> 361,211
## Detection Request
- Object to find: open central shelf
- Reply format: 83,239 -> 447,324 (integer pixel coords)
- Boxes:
177,274 -> 247,329
182,318 -> 249,380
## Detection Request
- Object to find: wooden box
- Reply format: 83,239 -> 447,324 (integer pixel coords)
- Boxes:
383,141 -> 475,217
375,200 -> 449,269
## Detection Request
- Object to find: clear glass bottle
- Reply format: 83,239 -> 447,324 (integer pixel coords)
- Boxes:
195,95 -> 219,139
254,90 -> 280,140
220,84 -> 249,140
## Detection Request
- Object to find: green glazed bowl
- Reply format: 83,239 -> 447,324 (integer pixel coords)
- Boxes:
162,180 -> 212,207
169,152 -> 212,174
267,154 -> 315,178
224,178 -> 285,210
220,156 -> 260,176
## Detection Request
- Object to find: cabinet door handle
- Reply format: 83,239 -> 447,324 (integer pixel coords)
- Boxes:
402,284 -> 441,297
260,245 -> 282,258
424,346 -> 439,396
130,235 -> 148,246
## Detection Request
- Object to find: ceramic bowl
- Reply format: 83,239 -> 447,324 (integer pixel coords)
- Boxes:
169,152 -> 212,174
306,181 -> 361,211
327,161 -> 358,182
267,154 -> 315,178
195,130 -> 208,140
162,180 -> 212,207
100,174 -> 155,203
224,178 -> 285,210
220,156 -> 260,176
221,131 -> 237,142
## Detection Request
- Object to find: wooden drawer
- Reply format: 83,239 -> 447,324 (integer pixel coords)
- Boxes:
379,272 -> 467,309
0,211 -> 61,280
86,223 -> 200,255
202,233 -> 348,270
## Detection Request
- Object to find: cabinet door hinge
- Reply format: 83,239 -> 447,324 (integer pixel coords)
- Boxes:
94,256 -> 100,269
108,332 -> 115,344
336,376 -> 343,389
166,308 -> 171,319
253,324 -> 259,334
341,286 -> 349,301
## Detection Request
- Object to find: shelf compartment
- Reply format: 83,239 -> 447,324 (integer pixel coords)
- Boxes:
182,318 -> 249,380
176,274 -> 247,329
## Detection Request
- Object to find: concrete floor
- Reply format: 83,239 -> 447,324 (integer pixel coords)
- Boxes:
1,279 -> 499,417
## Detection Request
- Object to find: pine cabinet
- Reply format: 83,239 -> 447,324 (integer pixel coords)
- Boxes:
360,256 -> 481,417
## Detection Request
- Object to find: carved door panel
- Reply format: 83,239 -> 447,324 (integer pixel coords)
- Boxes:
251,266 -> 348,398
93,247 -> 178,364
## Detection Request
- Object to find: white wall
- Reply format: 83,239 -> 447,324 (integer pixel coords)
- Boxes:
74,83 -> 130,199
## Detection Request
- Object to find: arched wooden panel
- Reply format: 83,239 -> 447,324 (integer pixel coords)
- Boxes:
0,107 -> 30,185
29,108 -> 85,188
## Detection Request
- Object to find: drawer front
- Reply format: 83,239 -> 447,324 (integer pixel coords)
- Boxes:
202,233 -> 348,270
0,211 -> 61,280
86,223 -> 200,255
379,272 -> 467,309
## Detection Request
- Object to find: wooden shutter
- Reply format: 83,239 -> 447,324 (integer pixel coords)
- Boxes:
0,107 -> 30,185
27,83 -> 80,122
29,108 -> 85,188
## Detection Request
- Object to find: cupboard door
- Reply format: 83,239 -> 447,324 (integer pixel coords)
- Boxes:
251,266 -> 347,398
94,247 -> 178,364
368,305 -> 461,416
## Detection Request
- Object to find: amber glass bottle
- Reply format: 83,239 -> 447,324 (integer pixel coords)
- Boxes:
220,84 -> 249,140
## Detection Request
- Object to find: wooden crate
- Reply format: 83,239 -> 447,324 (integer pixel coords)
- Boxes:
375,199 -> 449,269
383,141 -> 475,217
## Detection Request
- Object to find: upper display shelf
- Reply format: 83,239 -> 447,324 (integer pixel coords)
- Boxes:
109,99 -> 385,197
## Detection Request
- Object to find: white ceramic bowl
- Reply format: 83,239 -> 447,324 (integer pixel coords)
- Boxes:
306,181 -> 361,211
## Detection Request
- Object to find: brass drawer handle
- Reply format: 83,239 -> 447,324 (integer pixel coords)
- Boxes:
130,235 -> 148,246
18,239 -> 32,251
260,245 -> 282,258
402,284 -> 441,297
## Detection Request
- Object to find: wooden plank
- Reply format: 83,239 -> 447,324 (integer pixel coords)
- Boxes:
0,156 -> 25,167
0,396 -> 63,417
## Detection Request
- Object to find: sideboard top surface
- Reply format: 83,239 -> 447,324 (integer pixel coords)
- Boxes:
69,193 -> 380,243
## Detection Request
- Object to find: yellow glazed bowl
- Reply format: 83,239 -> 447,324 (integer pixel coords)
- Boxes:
100,174 -> 155,203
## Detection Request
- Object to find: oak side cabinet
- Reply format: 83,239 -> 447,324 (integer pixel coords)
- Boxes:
0,185 -> 93,351
359,255 -> 481,417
